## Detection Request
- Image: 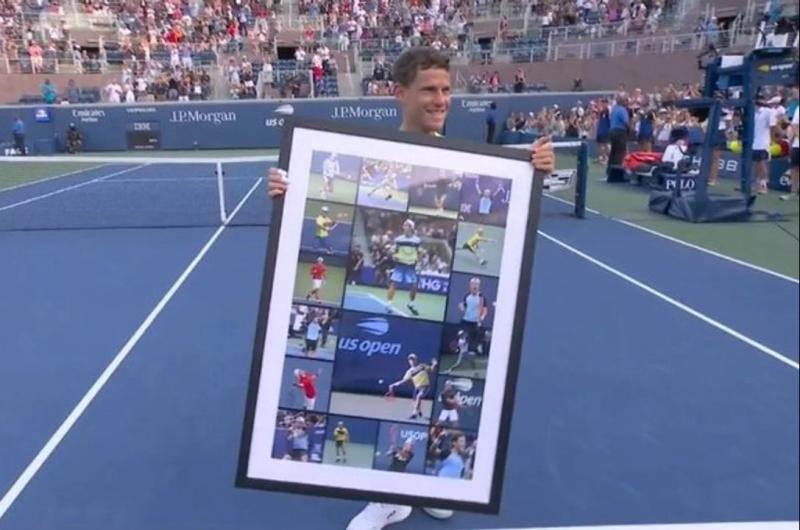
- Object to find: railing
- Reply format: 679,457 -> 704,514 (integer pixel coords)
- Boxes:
39,10 -> 117,31
494,28 -> 750,64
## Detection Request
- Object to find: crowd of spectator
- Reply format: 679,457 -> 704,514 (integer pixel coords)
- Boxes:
500,83 -> 799,170
104,0 -> 281,56
501,83 -> 705,148
0,0 -> 792,106
107,59 -> 213,102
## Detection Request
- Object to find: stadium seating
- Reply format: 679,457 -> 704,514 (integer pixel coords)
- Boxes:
1,0 -> 795,104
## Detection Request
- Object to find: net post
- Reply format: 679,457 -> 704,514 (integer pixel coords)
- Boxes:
216,161 -> 227,224
575,141 -> 588,219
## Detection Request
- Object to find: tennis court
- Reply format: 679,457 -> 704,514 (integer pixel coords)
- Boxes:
0,151 -> 797,530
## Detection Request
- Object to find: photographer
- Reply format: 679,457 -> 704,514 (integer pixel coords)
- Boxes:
66,123 -> 83,154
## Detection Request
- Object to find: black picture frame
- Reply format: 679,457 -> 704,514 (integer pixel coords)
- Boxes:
236,116 -> 545,514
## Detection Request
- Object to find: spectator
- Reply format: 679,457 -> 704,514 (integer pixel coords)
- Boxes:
65,79 -> 81,104
595,99 -> 611,163
637,108 -> 655,151
607,93 -> 630,181
28,41 -> 43,73
513,69 -> 526,93
41,79 -> 57,104
104,79 -> 123,102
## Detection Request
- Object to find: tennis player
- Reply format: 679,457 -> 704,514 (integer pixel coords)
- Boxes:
303,315 -> 322,357
459,277 -> 489,327
443,329 -> 475,375
321,152 -> 340,199
315,206 -> 335,253
367,163 -> 398,201
387,353 -> 437,420
436,380 -> 460,427
459,227 -> 496,267
387,439 -> 415,472
333,421 -> 349,463
475,182 -> 494,216
268,46 -> 555,530
386,219 -> 421,316
293,368 -> 317,410
422,169 -> 459,212
306,257 -> 326,301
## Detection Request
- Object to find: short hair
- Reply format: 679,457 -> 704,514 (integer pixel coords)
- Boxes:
392,47 -> 450,87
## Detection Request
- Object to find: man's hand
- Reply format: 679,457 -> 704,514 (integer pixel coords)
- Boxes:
268,167 -> 288,198
530,135 -> 556,174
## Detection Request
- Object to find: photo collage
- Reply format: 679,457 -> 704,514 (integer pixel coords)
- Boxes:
272,150 -> 512,480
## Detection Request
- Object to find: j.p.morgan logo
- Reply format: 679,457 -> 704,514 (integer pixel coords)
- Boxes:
330,105 -> 397,121
339,317 -> 400,356
169,110 -> 236,125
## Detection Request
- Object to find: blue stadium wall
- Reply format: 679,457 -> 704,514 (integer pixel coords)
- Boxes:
0,92 -> 611,153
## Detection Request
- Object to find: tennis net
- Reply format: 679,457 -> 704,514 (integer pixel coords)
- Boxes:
505,140 -> 589,219
0,154 -> 278,231
0,142 -> 587,231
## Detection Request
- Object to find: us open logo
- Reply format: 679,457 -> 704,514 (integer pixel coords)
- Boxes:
338,318 -> 401,356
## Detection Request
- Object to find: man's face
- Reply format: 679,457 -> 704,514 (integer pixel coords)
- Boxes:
396,67 -> 451,134
469,279 -> 480,293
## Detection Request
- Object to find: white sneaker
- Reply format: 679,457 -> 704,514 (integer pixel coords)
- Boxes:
346,503 -> 413,530
422,507 -> 454,520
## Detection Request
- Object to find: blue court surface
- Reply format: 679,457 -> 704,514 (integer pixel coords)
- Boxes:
0,161 -> 798,530
344,289 -> 395,314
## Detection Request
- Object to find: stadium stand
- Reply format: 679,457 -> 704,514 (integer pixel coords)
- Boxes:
0,0 -> 796,104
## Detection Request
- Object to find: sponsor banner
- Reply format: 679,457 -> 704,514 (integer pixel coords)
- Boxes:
753,55 -> 798,86
357,266 -> 450,294
0,93 -> 604,153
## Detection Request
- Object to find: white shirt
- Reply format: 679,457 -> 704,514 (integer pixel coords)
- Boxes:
105,82 -> 122,103
792,107 -> 799,149
662,142 -> 687,169
322,158 -> 339,177
752,106 -> 777,151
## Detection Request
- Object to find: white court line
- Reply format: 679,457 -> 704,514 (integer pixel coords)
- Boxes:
539,230 -> 799,371
0,177 -> 263,520
0,163 -> 110,193
478,521 -> 800,530
614,218 -> 800,284
0,165 -> 147,213
544,192 -> 600,214
366,292 -> 409,317
98,177 -> 261,184
541,194 -> 798,284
